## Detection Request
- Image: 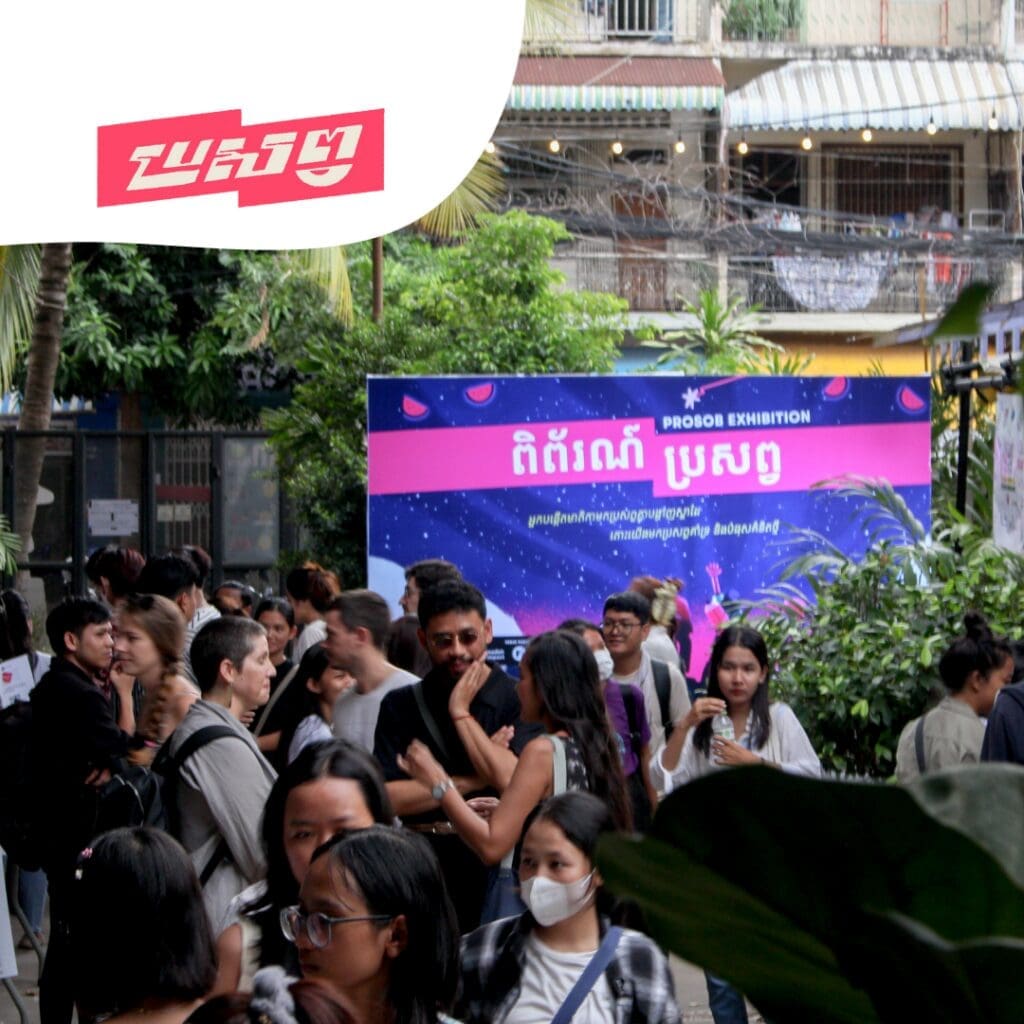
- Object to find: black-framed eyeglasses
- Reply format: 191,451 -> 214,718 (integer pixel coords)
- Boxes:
601,619 -> 642,635
279,906 -> 391,949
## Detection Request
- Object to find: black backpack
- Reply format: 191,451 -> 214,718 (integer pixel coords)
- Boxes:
151,724 -> 247,885
0,701 -> 43,869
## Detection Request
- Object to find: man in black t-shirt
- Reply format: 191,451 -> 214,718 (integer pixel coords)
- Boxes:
374,579 -> 538,931
31,597 -> 131,1024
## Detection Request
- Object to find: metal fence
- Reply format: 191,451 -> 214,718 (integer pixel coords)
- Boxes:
1,430 -> 294,612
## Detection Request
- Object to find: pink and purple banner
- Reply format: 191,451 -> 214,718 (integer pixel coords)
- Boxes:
367,374 -> 931,677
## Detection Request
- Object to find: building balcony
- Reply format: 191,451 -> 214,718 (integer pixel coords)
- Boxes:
723,0 -> 1001,47
551,237 -> 1014,318
524,0 -> 710,45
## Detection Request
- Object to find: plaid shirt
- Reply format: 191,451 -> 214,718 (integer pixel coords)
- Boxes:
455,912 -> 682,1024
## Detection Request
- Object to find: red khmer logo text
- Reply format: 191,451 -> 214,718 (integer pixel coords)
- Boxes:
97,108 -> 384,207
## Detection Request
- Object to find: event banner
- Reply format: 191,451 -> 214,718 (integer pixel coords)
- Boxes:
367,374 -> 932,676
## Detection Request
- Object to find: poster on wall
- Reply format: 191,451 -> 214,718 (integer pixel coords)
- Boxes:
994,392 -> 1024,554
366,374 -> 932,677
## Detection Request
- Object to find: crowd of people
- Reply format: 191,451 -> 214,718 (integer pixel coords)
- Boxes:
5,544 -> 1022,1024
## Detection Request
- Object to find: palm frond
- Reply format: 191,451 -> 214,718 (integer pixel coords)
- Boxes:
0,244 -> 40,393
523,0 -> 577,47
414,150 -> 505,240
291,247 -> 353,326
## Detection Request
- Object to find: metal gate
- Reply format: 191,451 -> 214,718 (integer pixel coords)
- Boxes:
1,430 -> 294,611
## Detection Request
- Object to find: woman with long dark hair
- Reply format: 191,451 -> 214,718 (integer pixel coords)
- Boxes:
211,739 -> 394,995
400,629 -> 632,865
70,827 -> 216,1024
286,826 -> 459,1024
652,625 -> 820,792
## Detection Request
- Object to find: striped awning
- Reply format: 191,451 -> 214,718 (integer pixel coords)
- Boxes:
726,59 -> 1024,132
509,57 -> 724,112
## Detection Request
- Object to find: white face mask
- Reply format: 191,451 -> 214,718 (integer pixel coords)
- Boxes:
520,872 -> 595,927
593,648 -> 614,682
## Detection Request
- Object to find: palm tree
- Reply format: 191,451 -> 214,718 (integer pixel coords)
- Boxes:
13,243 -> 72,558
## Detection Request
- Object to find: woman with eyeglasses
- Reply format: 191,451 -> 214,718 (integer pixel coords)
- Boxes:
70,826 -> 215,1024
399,630 -> 632,876
284,825 -> 460,1024
211,739 -> 394,996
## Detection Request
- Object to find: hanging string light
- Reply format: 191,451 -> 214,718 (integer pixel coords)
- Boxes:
673,137 -> 686,154
737,134 -> 749,155
926,113 -> 938,135
800,131 -> 813,151
610,139 -> 624,156
861,128 -> 873,142
989,109 -> 999,131
548,135 -> 561,154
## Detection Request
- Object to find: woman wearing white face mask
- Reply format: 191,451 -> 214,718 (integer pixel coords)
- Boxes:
559,620 -> 658,831
456,792 -> 681,1024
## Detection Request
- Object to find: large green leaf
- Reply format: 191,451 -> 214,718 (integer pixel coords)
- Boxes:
597,766 -> 1024,1022
598,832 -> 879,1023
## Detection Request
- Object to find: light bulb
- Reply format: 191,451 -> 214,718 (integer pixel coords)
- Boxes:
610,140 -> 624,156
801,133 -> 813,151
737,138 -> 749,155
926,115 -> 937,136
989,110 -> 999,131
484,140 -> 496,155
861,128 -> 872,142
674,138 -> 686,154
548,137 -> 561,154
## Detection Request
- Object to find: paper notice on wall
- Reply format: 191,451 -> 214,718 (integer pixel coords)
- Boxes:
0,654 -> 35,708
87,498 -> 139,537
994,393 -> 1024,554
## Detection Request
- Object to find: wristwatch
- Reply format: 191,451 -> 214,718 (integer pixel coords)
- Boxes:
431,778 -> 455,801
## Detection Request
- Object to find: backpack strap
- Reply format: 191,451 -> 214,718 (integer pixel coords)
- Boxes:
914,713 -> 928,775
162,724 -> 249,887
549,734 -> 568,796
253,662 -> 301,736
618,684 -> 644,754
412,683 -> 453,763
550,927 -> 623,1024
651,660 -> 674,741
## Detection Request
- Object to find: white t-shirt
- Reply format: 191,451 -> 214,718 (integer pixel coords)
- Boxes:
287,714 -> 333,763
503,934 -> 616,1024
292,619 -> 327,662
332,668 -> 417,751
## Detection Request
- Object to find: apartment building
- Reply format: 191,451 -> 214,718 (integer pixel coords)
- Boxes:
496,0 -> 1024,371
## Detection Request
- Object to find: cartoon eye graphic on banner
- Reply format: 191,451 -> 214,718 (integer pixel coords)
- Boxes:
0,0 -> 525,248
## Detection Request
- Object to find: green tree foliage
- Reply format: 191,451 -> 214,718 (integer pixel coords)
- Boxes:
268,212 -> 628,584
599,764 -> 1024,1023
654,291 -> 784,375
746,478 -> 1024,778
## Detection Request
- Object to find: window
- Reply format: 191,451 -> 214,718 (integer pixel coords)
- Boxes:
825,145 -> 961,220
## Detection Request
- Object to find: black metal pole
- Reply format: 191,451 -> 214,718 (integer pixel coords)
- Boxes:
955,341 -> 972,517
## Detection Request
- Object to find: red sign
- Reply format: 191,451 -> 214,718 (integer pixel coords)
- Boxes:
97,108 -> 384,207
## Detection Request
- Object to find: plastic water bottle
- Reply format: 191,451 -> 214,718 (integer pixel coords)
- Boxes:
712,711 -> 734,763
712,711 -> 734,741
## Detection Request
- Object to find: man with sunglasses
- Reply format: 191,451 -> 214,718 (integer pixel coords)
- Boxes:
374,578 -> 537,932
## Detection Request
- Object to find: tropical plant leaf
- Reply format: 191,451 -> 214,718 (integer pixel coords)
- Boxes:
291,247 -> 353,326
0,244 -> 40,393
598,832 -> 879,1024
414,150 -> 505,239
598,766 -> 1024,1022
931,281 -> 994,340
